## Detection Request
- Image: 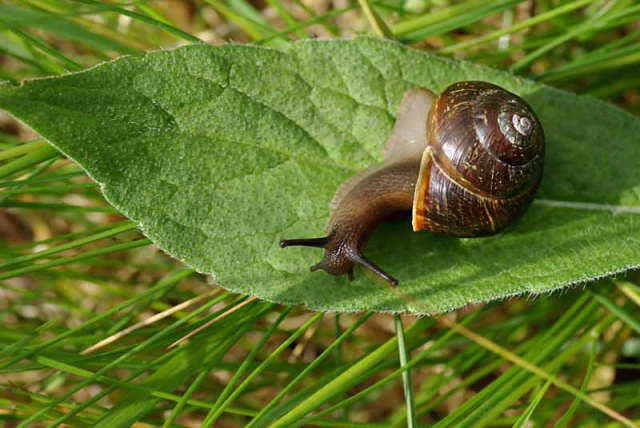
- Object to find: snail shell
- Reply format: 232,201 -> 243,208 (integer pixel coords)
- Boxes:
413,81 -> 545,235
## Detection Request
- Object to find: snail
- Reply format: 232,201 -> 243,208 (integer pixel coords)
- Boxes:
280,81 -> 545,286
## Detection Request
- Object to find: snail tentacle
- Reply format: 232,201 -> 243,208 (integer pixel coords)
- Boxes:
348,251 -> 399,287
279,237 -> 329,248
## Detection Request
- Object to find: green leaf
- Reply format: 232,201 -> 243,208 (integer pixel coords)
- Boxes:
1,37 -> 639,314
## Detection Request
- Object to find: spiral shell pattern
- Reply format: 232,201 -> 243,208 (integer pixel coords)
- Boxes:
412,81 -> 545,236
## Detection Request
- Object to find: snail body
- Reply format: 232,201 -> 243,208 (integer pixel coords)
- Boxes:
280,81 -> 545,286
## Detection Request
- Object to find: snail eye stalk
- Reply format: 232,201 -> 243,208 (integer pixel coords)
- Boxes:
349,252 -> 399,287
279,237 -> 329,248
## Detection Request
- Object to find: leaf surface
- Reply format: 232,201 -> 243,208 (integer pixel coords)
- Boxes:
2,38 -> 639,314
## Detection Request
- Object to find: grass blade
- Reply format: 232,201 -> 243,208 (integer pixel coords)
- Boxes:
394,315 -> 417,428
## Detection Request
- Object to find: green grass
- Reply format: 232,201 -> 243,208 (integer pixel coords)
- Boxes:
1,0 -> 639,426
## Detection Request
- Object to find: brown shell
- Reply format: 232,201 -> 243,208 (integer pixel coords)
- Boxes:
412,81 -> 545,236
